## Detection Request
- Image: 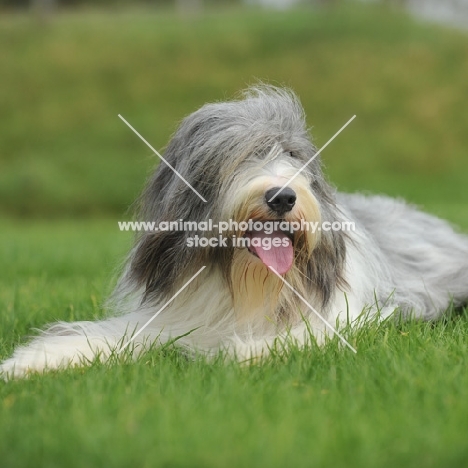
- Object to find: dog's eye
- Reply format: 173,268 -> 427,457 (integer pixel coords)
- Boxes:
288,151 -> 296,158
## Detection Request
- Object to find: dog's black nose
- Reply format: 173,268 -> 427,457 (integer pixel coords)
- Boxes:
265,187 -> 297,215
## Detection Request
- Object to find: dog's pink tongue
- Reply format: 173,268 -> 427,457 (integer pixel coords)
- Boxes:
249,231 -> 294,275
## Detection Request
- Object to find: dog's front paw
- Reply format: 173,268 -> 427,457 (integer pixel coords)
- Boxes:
0,344 -> 57,380
1,335 -> 119,380
0,357 -> 33,380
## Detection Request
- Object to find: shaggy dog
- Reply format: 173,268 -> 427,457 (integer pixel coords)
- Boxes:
2,86 -> 468,378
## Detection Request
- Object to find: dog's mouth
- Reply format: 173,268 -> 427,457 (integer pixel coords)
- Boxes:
244,223 -> 294,275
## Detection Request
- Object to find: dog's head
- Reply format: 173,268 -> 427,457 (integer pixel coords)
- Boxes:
124,86 -> 346,322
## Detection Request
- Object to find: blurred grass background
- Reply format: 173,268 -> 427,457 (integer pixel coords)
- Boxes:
1,1 -> 467,222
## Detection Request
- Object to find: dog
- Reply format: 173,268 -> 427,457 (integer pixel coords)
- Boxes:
2,86 -> 468,378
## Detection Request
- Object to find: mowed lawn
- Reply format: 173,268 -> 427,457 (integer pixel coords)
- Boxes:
1,4 -> 468,468
1,220 -> 468,468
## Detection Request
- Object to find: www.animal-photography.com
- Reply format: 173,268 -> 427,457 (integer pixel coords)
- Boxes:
1,1 -> 468,467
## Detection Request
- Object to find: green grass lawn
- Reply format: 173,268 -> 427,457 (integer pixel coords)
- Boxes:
1,4 -> 468,467
1,220 -> 468,468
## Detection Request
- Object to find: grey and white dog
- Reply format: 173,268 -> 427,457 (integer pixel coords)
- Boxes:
2,86 -> 468,378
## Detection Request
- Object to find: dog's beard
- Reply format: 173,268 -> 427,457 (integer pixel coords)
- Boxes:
225,179 -> 322,323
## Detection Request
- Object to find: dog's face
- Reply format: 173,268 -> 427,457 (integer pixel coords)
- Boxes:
216,145 -> 322,317
125,87 -> 346,322
220,143 -> 321,270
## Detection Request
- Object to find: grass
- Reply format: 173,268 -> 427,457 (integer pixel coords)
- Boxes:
1,220 -> 468,468
0,4 -> 467,216
2,4 -> 468,468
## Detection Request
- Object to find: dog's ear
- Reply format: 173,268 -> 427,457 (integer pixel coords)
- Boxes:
129,228 -> 206,302
307,229 -> 347,307
130,163 -> 212,303
126,113 -> 222,301
306,175 -> 348,307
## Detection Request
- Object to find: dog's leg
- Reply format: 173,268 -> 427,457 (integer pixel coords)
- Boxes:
0,316 -> 151,379
0,335 -> 114,379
